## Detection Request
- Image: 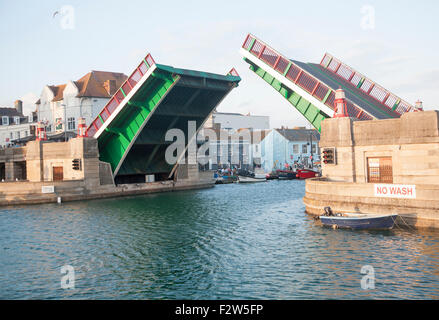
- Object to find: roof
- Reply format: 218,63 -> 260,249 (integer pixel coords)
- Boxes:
237,128 -> 271,144
275,128 -> 320,142
0,107 -> 23,117
75,70 -> 127,98
213,112 -> 244,116
46,70 -> 128,103
51,84 -> 67,102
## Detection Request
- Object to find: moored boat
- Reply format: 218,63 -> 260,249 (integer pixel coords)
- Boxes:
318,207 -> 398,230
276,169 -> 296,180
238,175 -> 267,183
296,169 -> 319,179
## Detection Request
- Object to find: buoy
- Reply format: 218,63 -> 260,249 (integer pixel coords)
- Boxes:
57,197 -> 62,204
332,224 -> 338,230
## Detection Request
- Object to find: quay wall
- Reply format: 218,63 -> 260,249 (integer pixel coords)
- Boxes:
1,137 -> 215,206
304,178 -> 439,229
305,111 -> 439,229
0,178 -> 214,206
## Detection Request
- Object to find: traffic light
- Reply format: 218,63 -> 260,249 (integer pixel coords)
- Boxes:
72,159 -> 82,171
322,148 -> 336,165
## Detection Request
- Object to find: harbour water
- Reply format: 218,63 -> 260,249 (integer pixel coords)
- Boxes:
1,180 -> 439,299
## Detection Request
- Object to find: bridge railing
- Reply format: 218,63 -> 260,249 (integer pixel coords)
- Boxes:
242,34 -> 373,120
320,53 -> 413,115
86,53 -> 156,137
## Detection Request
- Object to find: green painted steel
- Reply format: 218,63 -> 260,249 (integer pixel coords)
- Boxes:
98,70 -> 179,172
392,99 -> 401,111
95,63 -> 241,176
247,61 -> 328,132
322,89 -> 332,104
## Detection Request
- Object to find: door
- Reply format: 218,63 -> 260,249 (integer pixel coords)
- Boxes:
53,166 -> 64,181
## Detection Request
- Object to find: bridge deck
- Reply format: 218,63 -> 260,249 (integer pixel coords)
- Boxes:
241,34 -> 412,131
86,54 -> 240,179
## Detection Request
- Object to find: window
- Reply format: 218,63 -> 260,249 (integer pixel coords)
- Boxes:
2,116 -> 9,126
367,157 -> 393,183
28,115 -> 33,123
25,131 -> 28,137
293,144 -> 299,154
68,117 -> 76,130
14,117 -> 20,125
16,132 -> 20,139
302,144 -> 308,154
312,144 -> 317,154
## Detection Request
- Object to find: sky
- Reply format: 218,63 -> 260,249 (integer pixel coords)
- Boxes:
0,0 -> 438,128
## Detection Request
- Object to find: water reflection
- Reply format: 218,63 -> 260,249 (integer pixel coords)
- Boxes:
1,180 -> 439,299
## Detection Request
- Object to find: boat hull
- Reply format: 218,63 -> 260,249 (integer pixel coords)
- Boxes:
320,214 -> 398,230
238,175 -> 267,183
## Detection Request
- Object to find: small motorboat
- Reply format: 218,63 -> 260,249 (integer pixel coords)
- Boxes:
276,169 -> 296,180
266,172 -> 279,180
214,174 -> 238,184
296,169 -> 319,179
318,207 -> 398,230
238,175 -> 267,183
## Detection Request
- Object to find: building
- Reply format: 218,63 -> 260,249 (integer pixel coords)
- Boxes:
0,100 -> 37,148
204,112 -> 270,131
304,111 -> 439,229
260,127 -> 320,172
0,137 -> 213,204
36,70 -> 127,135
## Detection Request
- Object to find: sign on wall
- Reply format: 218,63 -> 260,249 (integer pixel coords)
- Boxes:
42,186 -> 55,194
374,184 -> 416,199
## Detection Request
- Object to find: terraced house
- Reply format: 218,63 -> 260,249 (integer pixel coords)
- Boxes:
36,70 -> 127,136
0,100 -> 37,148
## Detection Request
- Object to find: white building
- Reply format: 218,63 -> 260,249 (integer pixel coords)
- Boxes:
260,127 -> 320,172
0,100 -> 37,148
36,70 -> 127,135
204,112 -> 270,132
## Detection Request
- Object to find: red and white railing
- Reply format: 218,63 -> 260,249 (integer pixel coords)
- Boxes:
242,34 -> 373,120
86,53 -> 156,137
320,53 -> 413,115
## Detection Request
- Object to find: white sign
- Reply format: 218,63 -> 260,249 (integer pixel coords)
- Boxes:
42,186 -> 55,194
374,184 -> 416,199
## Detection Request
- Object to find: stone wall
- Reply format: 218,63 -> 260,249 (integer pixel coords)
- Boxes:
306,111 -> 439,229
320,111 -> 439,184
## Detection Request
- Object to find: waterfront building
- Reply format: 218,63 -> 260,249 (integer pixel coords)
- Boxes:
204,111 -> 270,132
200,111 -> 270,171
0,100 -> 38,148
199,126 -> 270,171
260,127 -> 320,172
305,111 -> 439,229
36,70 -> 127,135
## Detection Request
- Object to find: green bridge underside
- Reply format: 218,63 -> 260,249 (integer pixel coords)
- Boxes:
245,59 -> 329,132
98,64 -> 240,178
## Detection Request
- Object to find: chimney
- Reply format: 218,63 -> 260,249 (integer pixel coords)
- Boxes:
105,79 -> 117,96
15,100 -> 23,115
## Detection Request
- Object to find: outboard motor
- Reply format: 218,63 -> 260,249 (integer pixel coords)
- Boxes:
324,207 -> 334,217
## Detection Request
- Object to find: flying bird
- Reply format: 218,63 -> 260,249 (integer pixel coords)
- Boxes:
53,11 -> 59,18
